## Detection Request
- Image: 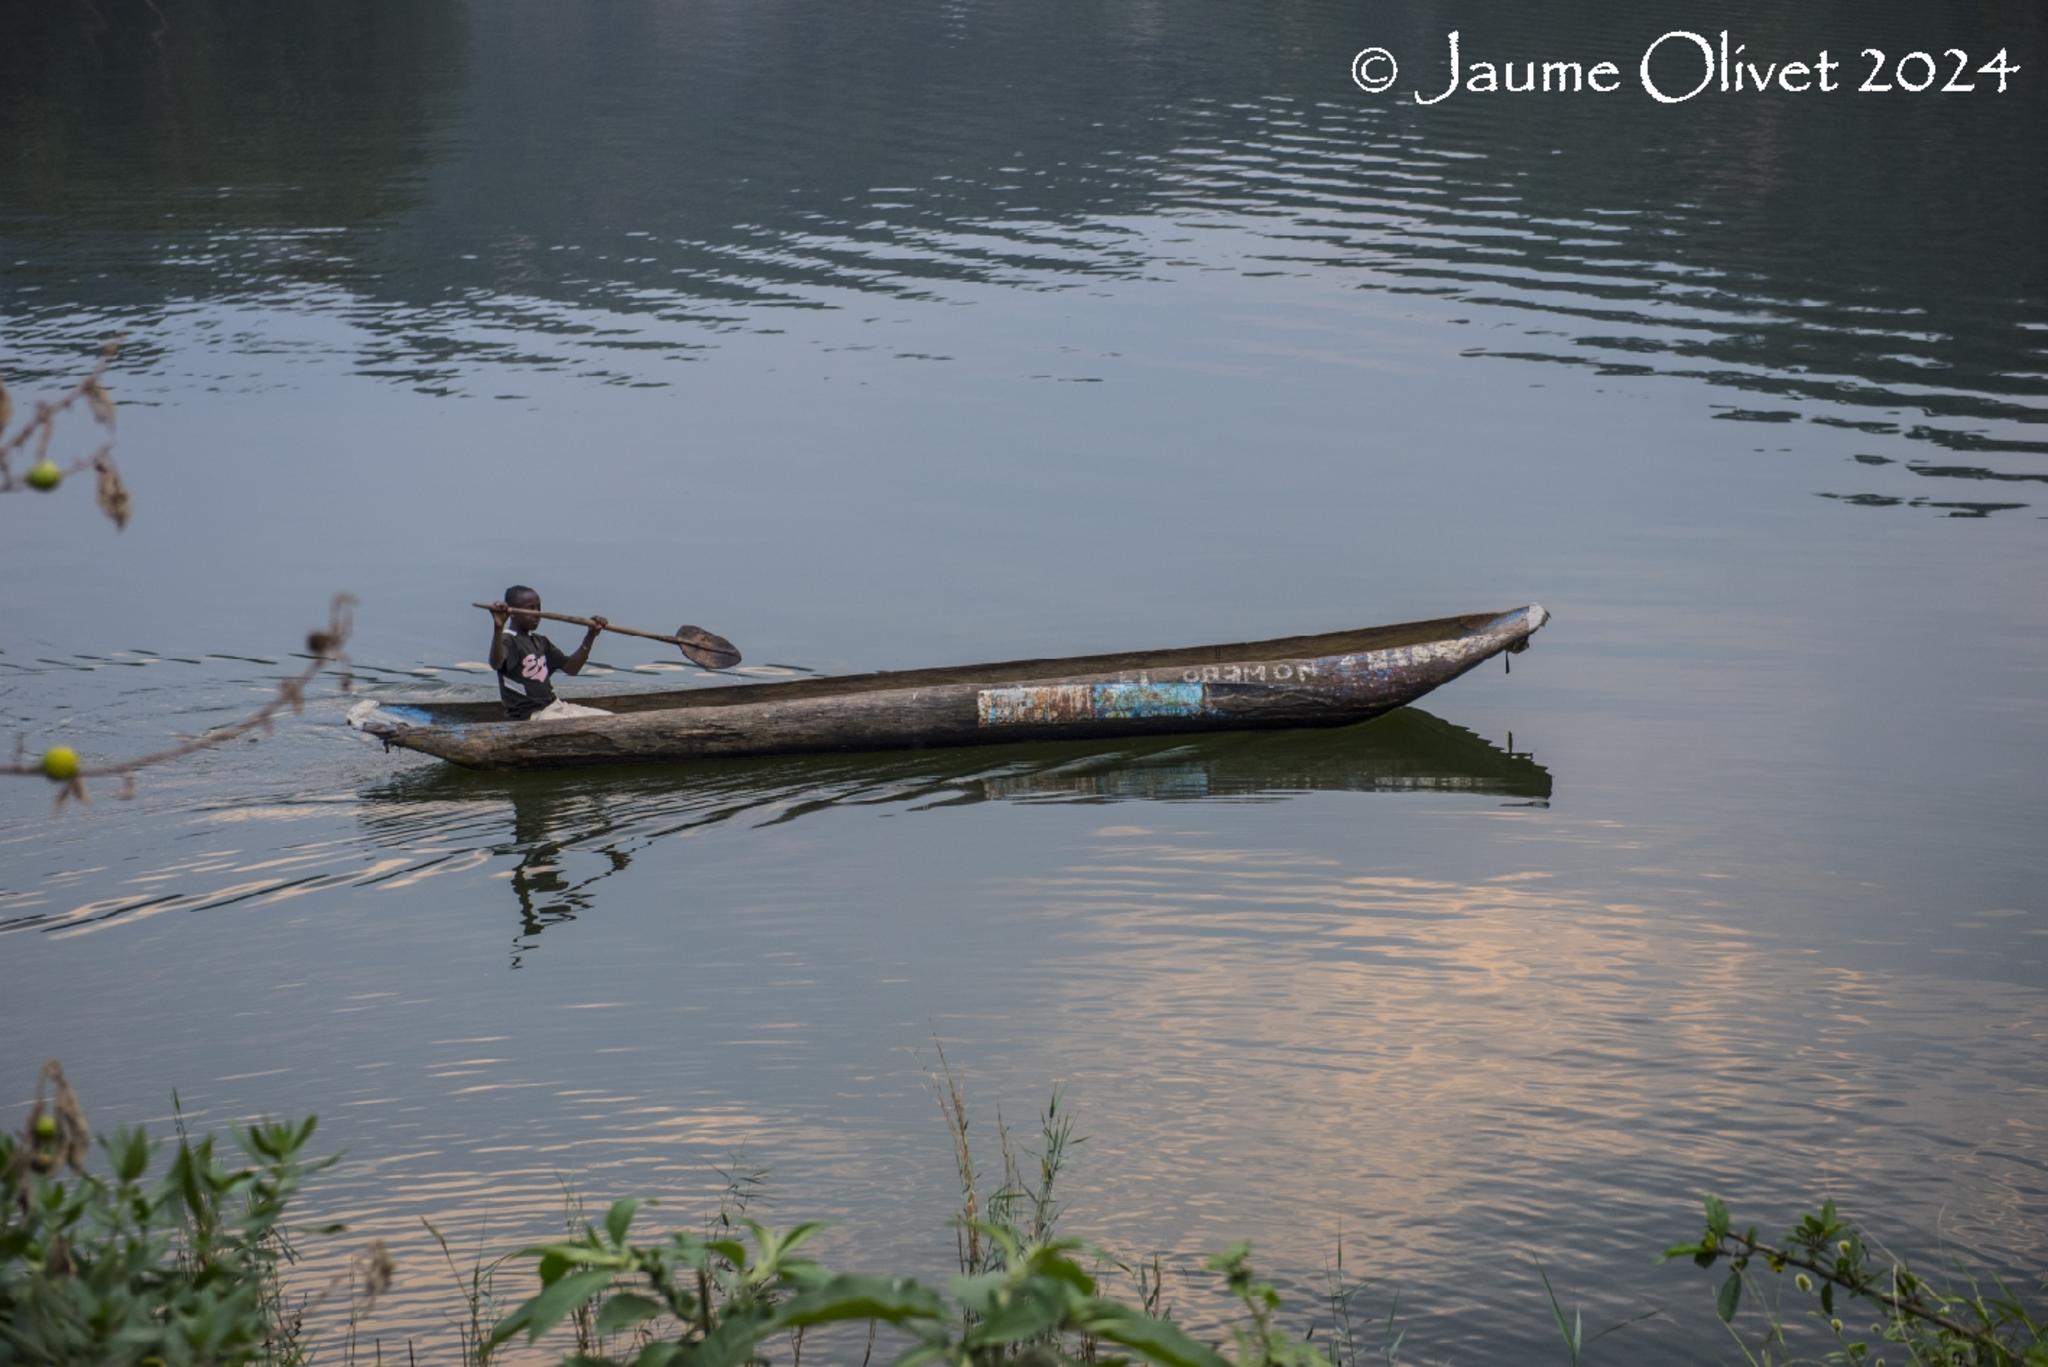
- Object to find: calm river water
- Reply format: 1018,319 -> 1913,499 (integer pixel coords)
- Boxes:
3,0 -> 2044,1359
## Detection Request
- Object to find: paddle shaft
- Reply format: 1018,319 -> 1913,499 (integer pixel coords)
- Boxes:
473,603 -> 692,650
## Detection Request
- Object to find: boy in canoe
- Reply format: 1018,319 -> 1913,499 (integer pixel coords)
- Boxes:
490,586 -> 611,721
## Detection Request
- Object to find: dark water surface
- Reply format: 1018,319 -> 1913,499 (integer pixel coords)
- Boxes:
3,0 -> 2045,1359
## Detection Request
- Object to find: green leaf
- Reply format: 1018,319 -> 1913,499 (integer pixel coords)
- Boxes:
776,1273 -> 946,1328
606,1198 -> 640,1249
963,1281 -> 1066,1347
499,1267 -> 618,1345
115,1128 -> 150,1183
595,1291 -> 664,1335
1536,1263 -> 1579,1367
950,1271 -> 1008,1317
244,1123 -> 280,1161
1704,1197 -> 1730,1238
632,1344 -> 682,1367
777,1220 -> 826,1255
1820,1280 -> 1834,1316
1203,1242 -> 1251,1274
171,1144 -> 204,1221
965,1218 -> 1024,1269
1079,1301 -> 1234,1367
1026,1243 -> 1096,1297
1716,1269 -> 1742,1323
746,1219 -> 825,1283
687,1304 -> 778,1367
516,1240 -> 623,1266
486,1305 -> 532,1349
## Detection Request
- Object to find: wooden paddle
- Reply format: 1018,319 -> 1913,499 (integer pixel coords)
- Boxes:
474,603 -> 742,670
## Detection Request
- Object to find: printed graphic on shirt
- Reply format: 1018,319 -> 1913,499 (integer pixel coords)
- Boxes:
497,631 -> 567,719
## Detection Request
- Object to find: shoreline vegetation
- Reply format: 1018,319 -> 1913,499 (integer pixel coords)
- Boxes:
2,1059 -> 2039,1366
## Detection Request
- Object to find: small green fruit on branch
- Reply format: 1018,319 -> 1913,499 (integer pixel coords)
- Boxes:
8,1060 -> 89,1188
0,337 -> 131,527
4,594 -> 357,806
1662,1196 -> 2032,1360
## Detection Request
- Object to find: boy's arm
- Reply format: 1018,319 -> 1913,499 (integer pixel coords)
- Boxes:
488,601 -> 510,670
561,616 -> 608,675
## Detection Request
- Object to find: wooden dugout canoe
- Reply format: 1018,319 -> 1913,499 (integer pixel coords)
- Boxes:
354,604 -> 1549,771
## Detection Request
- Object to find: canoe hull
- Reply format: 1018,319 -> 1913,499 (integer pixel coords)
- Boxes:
361,605 -> 1548,770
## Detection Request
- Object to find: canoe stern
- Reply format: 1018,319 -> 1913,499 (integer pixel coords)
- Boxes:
356,605 -> 1551,769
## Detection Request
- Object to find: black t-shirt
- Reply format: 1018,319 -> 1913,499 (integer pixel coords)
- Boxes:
497,630 -> 569,719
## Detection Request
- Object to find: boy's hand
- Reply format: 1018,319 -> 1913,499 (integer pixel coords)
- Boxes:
490,600 -> 510,628
587,615 -> 609,634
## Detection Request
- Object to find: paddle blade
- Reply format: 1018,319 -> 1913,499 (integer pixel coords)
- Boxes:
675,625 -> 741,670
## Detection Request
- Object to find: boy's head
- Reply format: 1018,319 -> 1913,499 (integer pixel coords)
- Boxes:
504,584 -> 542,632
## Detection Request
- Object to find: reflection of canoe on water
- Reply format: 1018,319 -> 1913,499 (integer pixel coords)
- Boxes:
356,708 -> 1549,967
355,606 -> 1548,771
358,708 -> 1553,842
967,710 -> 1551,804
360,706 -> 1552,822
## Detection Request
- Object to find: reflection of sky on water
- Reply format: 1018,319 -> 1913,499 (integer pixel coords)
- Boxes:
49,801 -> 2029,1361
2,657 -> 2042,1356
2,0 -> 2045,1358
997,826 -> 2046,1360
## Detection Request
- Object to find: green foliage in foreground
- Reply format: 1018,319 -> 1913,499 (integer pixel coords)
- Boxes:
0,1072 -> 338,1366
1,1063 -> 2041,1366
486,1209 -> 1243,1367
1664,1196 -> 2046,1365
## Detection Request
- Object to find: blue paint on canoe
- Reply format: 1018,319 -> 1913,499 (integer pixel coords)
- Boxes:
977,680 -> 1209,726
380,705 -> 439,726
1092,680 -> 1206,720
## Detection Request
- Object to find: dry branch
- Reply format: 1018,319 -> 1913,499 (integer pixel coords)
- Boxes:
4,595 -> 357,804
0,337 -> 131,527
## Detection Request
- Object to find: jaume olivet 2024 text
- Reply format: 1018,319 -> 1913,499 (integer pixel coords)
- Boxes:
1349,31 -> 2022,105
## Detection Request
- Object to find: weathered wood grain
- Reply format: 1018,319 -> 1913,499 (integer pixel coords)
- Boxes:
361,605 -> 1549,770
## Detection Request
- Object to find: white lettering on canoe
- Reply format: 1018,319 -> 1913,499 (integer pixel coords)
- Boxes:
1179,660 -> 1320,684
